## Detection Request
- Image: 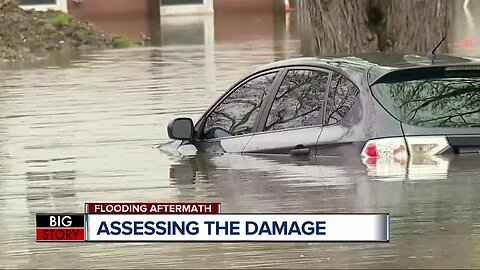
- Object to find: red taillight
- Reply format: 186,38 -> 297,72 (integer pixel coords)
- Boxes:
361,137 -> 407,159
363,157 -> 377,165
361,136 -> 452,180
364,143 -> 377,157
361,136 -> 451,159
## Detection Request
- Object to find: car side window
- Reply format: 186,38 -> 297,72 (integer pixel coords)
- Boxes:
264,69 -> 328,131
203,72 -> 277,139
324,72 -> 360,125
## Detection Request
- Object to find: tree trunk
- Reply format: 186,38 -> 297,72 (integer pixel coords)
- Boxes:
384,0 -> 451,53
298,0 -> 452,55
302,0 -> 377,56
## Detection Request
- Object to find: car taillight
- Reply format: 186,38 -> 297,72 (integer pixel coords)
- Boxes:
361,136 -> 451,158
361,137 -> 408,159
405,136 -> 450,156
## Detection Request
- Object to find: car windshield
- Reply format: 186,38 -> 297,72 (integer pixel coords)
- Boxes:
371,76 -> 480,127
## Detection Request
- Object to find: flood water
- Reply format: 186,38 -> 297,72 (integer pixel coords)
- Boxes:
1,2 -> 480,269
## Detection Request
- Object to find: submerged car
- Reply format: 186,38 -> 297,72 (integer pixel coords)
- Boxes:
162,53 -> 480,159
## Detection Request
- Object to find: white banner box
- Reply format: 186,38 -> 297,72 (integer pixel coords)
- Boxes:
86,214 -> 389,242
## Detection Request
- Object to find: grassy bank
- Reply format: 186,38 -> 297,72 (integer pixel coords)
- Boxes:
0,0 -> 136,62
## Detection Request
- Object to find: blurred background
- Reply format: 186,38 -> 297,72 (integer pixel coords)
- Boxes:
1,0 -> 479,268
17,0 -> 480,56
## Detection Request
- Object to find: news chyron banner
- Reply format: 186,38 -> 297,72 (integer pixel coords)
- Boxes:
36,203 -> 390,242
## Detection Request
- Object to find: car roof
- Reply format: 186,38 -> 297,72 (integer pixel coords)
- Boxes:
254,53 -> 480,85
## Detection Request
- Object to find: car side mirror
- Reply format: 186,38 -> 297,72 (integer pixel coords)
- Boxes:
167,118 -> 194,141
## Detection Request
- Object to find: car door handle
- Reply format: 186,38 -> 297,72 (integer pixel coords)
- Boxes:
290,145 -> 310,156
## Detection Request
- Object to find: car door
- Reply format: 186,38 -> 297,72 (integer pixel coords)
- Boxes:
191,70 -> 283,154
314,71 -> 362,156
243,67 -> 331,156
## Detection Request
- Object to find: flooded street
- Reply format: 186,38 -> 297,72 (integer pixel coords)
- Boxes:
1,1 -> 480,268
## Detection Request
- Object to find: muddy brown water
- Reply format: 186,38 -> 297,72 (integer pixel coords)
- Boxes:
1,5 -> 480,269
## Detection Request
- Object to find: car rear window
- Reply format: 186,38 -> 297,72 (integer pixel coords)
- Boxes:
371,74 -> 480,127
